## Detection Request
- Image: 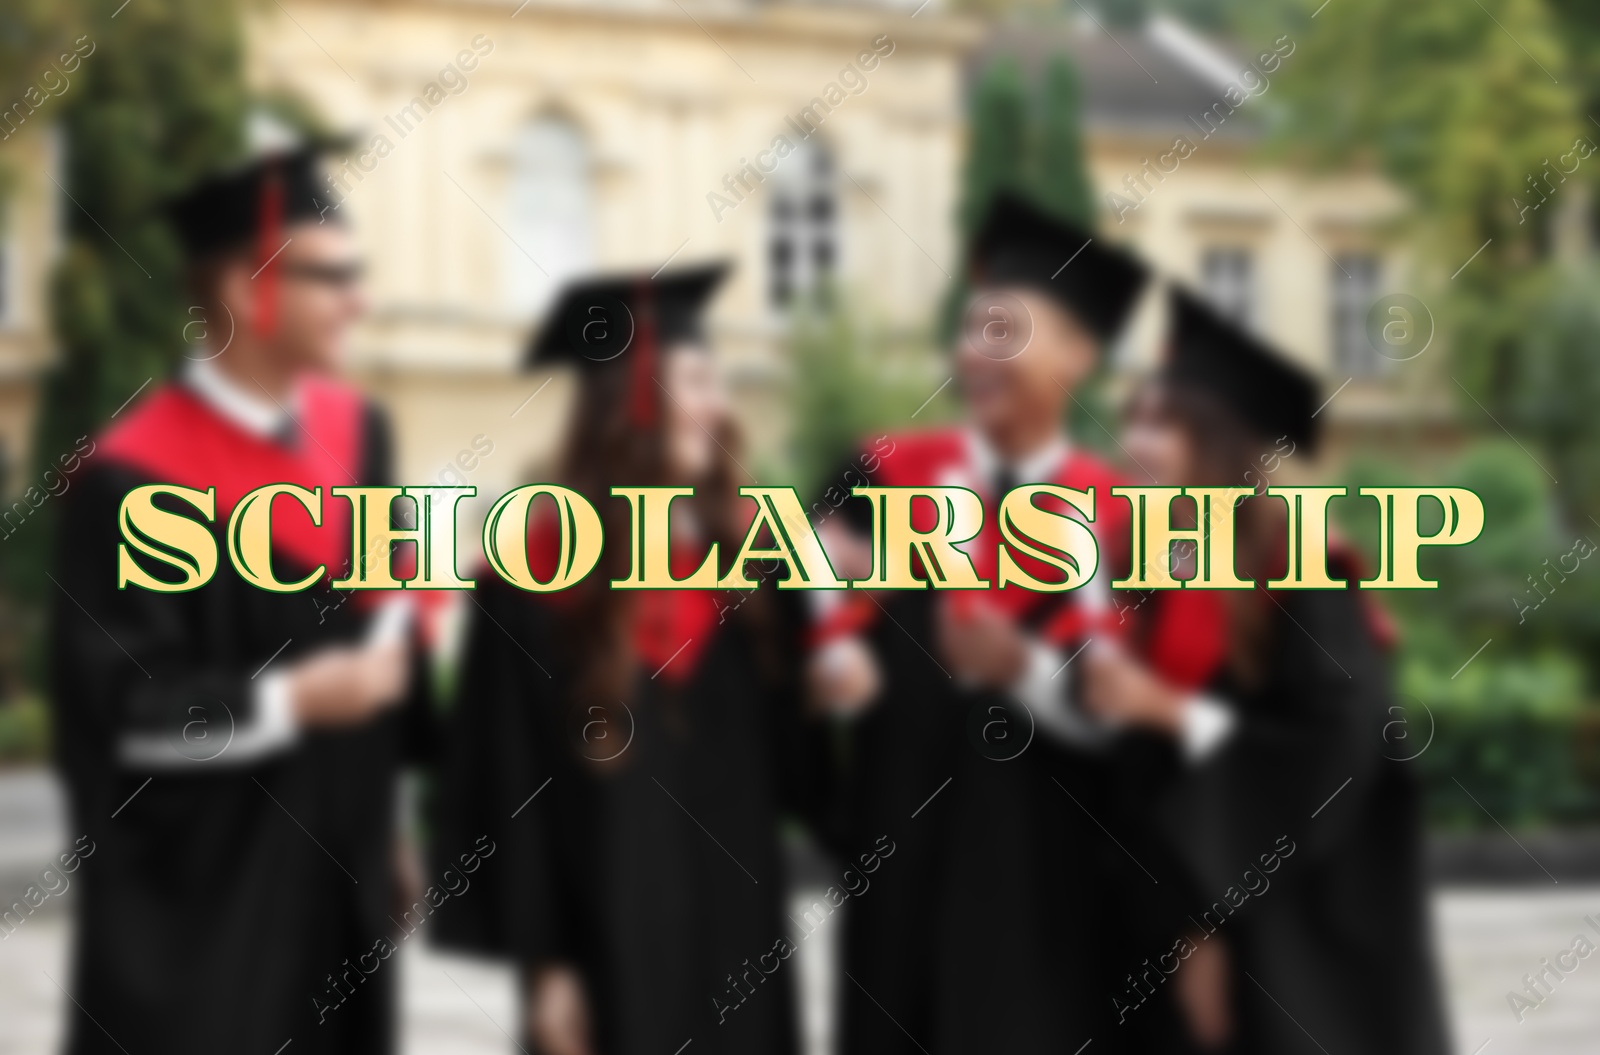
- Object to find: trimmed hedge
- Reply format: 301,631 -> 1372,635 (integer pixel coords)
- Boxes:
1417,709 -> 1600,830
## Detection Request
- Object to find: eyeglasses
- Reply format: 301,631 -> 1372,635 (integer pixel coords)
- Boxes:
278,260 -> 365,288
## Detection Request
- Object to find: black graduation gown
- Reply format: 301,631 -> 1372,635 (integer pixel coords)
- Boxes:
50,391 -> 433,1055
826,432 -> 1187,1055
430,578 -> 804,1055
836,591 -> 1199,1055
1097,728 -> 1212,1052
1156,587 -> 1451,1055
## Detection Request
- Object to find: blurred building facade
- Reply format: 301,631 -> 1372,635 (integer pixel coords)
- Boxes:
0,0 -> 1445,504
249,0 -> 976,491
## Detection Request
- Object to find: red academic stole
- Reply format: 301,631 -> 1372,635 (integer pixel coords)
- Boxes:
98,377 -> 364,581
631,563 -> 721,684
1127,528 -> 1398,695
810,428 -> 1134,651
525,511 -> 721,685
807,428 -> 1393,690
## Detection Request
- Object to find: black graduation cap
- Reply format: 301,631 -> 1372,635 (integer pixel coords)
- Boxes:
813,454 -> 880,536
525,262 -> 729,369
165,116 -> 353,338
1164,286 -> 1321,453
166,117 -> 349,260
525,262 -> 730,425
969,190 -> 1149,342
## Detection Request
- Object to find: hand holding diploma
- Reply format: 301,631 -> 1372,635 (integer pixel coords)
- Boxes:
287,597 -> 414,728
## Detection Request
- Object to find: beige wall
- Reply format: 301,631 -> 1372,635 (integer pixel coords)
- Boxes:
1088,129 -> 1452,467
249,0 -> 978,487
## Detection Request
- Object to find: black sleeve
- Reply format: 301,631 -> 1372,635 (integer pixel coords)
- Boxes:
764,586 -> 840,838
429,583 -> 571,964
50,465 -> 272,751
1165,589 -> 1393,886
399,634 -> 440,767
360,399 -> 441,767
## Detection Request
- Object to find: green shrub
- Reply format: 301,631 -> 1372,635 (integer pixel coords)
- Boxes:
1402,650 -> 1600,829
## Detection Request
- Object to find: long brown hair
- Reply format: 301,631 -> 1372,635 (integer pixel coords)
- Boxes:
1132,377 -> 1288,686
555,350 -> 752,704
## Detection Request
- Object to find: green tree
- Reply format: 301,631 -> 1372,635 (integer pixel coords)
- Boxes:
10,0 -> 247,608
1029,54 -> 1118,456
1247,0 -> 1576,288
0,1 -> 82,130
1029,56 -> 1094,227
1542,0 -> 1600,123
786,298 -> 945,499
946,51 -> 1102,331
1453,263 -> 1600,526
940,56 -> 1032,343
957,56 -> 1031,241
0,2 -> 84,263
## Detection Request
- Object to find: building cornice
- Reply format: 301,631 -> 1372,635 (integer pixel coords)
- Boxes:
290,0 -> 983,52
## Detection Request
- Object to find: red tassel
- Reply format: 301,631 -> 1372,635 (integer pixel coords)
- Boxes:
252,163 -> 285,338
626,280 -> 658,428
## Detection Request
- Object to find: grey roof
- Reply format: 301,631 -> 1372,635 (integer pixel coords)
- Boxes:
971,16 -> 1267,142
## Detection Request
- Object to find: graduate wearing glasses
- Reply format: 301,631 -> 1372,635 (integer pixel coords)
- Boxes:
50,120 -> 433,1055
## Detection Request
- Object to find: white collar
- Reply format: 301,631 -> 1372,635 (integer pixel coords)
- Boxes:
965,428 -> 1072,487
183,358 -> 294,440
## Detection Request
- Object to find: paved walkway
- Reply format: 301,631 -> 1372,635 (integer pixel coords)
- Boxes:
1436,886 -> 1600,1055
0,911 -> 518,1055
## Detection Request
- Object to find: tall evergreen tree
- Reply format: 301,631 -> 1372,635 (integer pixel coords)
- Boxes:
957,56 -> 1031,241
10,0 -> 247,609
942,56 -> 1033,344
1030,56 -> 1094,228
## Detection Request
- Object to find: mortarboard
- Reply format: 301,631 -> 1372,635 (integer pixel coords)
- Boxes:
165,114 -> 352,338
524,262 -> 730,426
1164,285 -> 1321,453
969,190 -> 1149,342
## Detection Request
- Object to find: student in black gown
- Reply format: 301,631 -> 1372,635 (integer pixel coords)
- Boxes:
50,126 -> 434,1055
808,191 -> 1183,1055
431,264 -> 808,1055
1080,287 -> 1451,1055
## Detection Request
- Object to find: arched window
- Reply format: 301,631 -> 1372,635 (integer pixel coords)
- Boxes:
767,140 -> 837,309
505,114 -> 594,318
1200,245 -> 1256,329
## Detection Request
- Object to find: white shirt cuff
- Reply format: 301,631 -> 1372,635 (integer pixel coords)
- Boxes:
248,672 -> 300,747
118,672 -> 299,769
1013,639 -> 1065,709
1179,693 -> 1236,762
365,596 -> 415,647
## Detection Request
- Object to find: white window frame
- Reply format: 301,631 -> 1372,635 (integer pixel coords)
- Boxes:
1330,252 -> 1384,377
767,140 -> 838,312
504,114 -> 594,320
1199,245 -> 1256,330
